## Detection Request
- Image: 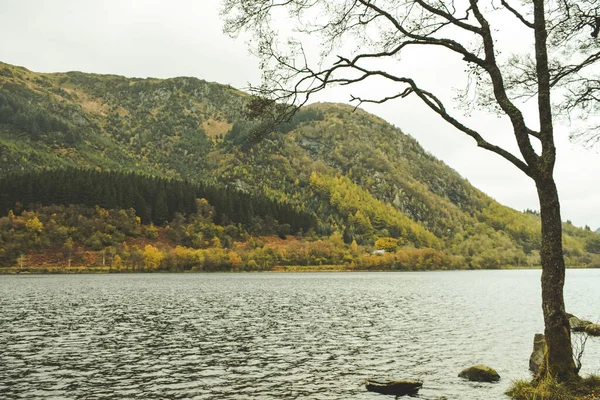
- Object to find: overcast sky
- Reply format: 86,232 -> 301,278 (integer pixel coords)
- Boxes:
1,0 -> 599,229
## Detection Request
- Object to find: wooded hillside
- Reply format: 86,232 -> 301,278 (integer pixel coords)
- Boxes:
1,61 -> 598,271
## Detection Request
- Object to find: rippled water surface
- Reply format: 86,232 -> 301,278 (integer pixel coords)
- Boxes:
1,270 -> 599,399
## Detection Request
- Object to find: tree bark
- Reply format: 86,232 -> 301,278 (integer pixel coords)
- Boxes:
535,175 -> 577,382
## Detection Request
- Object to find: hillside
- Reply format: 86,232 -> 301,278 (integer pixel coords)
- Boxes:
1,60 -> 599,270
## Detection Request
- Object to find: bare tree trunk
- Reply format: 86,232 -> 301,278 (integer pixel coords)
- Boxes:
535,176 -> 576,382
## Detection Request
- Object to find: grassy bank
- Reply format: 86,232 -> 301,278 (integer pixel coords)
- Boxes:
507,375 -> 600,400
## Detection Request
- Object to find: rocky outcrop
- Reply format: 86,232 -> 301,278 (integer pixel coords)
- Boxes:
365,379 -> 423,396
529,333 -> 546,375
458,365 -> 500,382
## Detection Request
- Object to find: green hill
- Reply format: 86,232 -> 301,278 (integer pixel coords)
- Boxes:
1,60 -> 598,270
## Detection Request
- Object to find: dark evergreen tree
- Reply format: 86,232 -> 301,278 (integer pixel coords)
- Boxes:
153,184 -> 169,225
0,168 -> 317,233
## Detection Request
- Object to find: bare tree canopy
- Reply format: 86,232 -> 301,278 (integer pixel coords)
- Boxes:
223,0 -> 600,148
222,0 -> 600,384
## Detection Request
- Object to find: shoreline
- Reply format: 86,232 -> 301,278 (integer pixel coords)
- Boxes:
1,265 -> 597,275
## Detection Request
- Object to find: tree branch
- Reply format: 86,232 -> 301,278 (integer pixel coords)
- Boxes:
413,0 -> 483,34
356,0 -> 486,66
327,63 -> 533,175
550,51 -> 600,87
501,0 -> 534,28
532,0 -> 556,173
469,0 -> 540,168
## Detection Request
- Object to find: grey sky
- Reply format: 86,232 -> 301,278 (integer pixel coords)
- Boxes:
1,0 -> 598,229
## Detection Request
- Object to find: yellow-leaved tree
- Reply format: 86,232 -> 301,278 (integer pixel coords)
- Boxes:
143,245 -> 164,271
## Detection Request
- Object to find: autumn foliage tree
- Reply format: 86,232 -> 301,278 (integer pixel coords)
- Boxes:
222,0 -> 600,383
143,245 -> 164,271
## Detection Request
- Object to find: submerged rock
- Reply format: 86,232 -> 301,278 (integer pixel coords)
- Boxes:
458,365 -> 500,382
365,379 -> 423,396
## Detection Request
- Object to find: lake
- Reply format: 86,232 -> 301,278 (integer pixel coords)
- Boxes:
1,270 -> 599,399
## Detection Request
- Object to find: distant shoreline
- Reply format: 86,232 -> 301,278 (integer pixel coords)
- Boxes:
1,265 -> 597,275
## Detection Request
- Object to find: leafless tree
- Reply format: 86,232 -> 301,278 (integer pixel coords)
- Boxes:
222,0 -> 600,383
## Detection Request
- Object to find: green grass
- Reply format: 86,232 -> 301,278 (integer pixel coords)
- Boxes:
507,375 -> 600,400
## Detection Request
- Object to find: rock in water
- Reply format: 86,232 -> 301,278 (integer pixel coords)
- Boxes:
567,313 -> 593,332
584,324 -> 600,336
458,365 -> 500,382
365,379 -> 423,396
529,333 -> 545,375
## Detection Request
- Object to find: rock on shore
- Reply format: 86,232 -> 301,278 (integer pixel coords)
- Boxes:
529,333 -> 545,375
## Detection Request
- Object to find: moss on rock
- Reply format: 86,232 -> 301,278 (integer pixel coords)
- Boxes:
458,365 -> 500,382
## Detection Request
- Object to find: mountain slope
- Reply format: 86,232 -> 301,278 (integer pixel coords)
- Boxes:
1,61 -> 598,268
